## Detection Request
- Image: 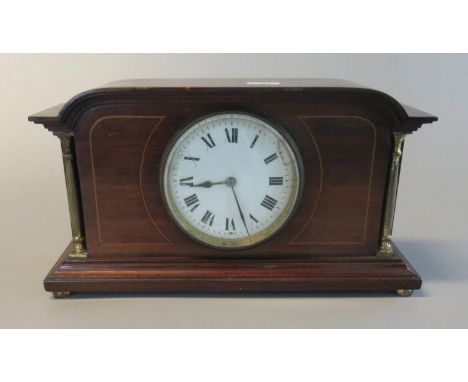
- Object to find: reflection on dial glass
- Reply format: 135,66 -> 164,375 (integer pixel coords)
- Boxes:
162,113 -> 302,249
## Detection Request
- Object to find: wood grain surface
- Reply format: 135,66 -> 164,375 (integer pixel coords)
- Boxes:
74,92 -> 395,257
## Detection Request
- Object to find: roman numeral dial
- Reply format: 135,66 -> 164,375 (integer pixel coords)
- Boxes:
183,194 -> 200,212
264,153 -> 278,164
250,134 -> 259,148
179,176 -> 194,186
201,133 -> 216,148
201,210 -> 215,226
261,195 -> 278,211
249,214 -> 259,223
163,113 -> 302,249
184,156 -> 200,161
225,128 -> 238,143
269,177 -> 283,185
225,217 -> 236,231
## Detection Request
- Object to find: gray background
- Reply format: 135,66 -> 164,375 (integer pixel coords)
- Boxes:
1,54 -> 467,328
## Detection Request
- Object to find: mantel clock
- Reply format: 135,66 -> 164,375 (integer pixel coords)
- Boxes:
29,79 -> 437,297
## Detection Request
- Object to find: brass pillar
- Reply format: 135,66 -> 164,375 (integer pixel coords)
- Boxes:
378,132 -> 406,256
60,136 -> 88,258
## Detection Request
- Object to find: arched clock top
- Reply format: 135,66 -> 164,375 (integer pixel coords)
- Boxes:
28,78 -> 437,136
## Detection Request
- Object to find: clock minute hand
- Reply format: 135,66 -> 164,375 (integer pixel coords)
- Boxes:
228,181 -> 250,237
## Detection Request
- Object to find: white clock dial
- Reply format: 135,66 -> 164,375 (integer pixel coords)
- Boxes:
162,113 -> 303,249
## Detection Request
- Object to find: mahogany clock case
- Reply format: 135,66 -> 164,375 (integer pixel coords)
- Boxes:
29,79 -> 437,295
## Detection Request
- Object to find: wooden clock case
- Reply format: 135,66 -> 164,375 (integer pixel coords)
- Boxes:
29,79 -> 437,297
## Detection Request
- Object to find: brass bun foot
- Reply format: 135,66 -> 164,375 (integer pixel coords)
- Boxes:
53,291 -> 73,298
394,289 -> 413,297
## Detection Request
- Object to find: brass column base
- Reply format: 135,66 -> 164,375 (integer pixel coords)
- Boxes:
53,291 -> 73,298
394,289 -> 413,297
68,236 -> 88,258
69,250 -> 88,259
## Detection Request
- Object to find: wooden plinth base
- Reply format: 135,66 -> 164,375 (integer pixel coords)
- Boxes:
44,241 -> 421,296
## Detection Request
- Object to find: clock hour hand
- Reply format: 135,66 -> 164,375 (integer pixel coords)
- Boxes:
189,180 -> 227,188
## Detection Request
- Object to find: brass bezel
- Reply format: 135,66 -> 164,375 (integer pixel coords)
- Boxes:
160,111 -> 304,251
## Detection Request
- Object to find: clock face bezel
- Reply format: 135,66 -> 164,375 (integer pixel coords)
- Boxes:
160,111 -> 305,251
